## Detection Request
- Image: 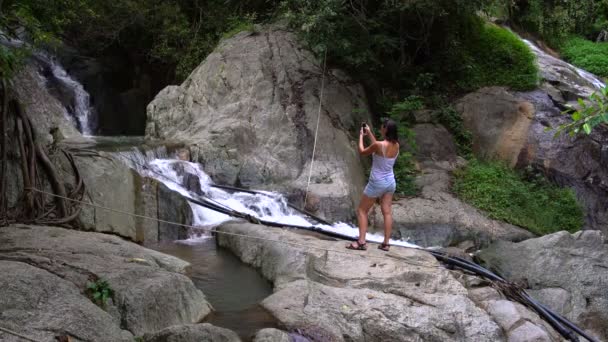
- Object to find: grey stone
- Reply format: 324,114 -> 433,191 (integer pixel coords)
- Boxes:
478,230 -> 608,341
507,322 -> 552,342
74,153 -> 140,239
253,328 -> 291,342
486,300 -> 525,331
142,323 -> 241,342
0,260 -> 133,342
217,222 -> 514,341
0,225 -> 212,338
157,182 -> 192,241
413,123 -> 458,163
146,27 -> 371,223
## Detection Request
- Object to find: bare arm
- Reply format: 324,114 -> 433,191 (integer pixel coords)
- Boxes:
358,127 -> 378,156
366,124 -> 377,144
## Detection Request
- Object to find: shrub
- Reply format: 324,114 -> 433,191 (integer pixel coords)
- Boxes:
86,279 -> 114,307
560,36 -> 608,78
453,159 -> 584,235
448,23 -> 539,91
380,96 -> 422,196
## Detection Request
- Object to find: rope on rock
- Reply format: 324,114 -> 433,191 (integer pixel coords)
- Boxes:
304,48 -> 328,207
25,187 -> 440,268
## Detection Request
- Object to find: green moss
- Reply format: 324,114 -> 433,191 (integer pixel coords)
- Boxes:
453,160 -> 584,235
560,36 -> 608,78
452,23 -> 539,91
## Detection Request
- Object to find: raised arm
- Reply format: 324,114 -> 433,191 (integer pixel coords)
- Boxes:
359,126 -> 378,156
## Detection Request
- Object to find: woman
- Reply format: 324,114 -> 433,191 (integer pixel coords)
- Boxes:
347,118 -> 399,251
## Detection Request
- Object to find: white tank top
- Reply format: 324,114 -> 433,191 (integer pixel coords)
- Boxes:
369,142 -> 398,181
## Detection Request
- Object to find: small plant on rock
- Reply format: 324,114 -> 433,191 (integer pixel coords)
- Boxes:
87,279 -> 114,308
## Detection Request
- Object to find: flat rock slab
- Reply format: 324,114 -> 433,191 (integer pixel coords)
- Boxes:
217,222 -> 562,342
0,225 -> 212,340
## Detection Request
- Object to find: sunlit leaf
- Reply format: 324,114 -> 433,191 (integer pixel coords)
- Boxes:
583,123 -> 591,134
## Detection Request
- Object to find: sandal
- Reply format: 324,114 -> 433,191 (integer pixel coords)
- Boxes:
378,243 -> 390,252
346,241 -> 367,250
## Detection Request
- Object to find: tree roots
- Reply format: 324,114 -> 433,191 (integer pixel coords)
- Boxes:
0,82 -> 84,227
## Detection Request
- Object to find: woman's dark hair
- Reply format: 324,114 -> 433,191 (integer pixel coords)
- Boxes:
382,118 -> 398,143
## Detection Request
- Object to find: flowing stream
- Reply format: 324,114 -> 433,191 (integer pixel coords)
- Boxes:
117,147 -> 422,248
522,39 -> 606,91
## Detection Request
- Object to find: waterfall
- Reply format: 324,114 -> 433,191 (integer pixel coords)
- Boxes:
0,33 -> 96,135
522,39 -> 606,91
116,148 -> 420,247
36,53 -> 96,135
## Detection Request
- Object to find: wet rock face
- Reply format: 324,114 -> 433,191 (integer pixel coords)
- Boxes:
478,230 -> 608,341
456,87 -> 608,233
146,26 -> 371,222
0,225 -> 212,341
216,222 -> 561,342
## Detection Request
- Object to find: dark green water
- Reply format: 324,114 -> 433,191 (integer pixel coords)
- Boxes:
151,238 -> 278,340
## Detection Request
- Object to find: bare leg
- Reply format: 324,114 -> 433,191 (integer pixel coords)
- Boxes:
349,194 -> 375,248
380,192 -> 393,245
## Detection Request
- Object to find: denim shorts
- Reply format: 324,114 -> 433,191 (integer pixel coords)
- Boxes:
363,177 -> 396,198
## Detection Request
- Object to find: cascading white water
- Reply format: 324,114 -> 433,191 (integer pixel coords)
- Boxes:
0,34 -> 96,135
38,53 -> 96,135
522,39 -> 606,91
117,148 -> 420,248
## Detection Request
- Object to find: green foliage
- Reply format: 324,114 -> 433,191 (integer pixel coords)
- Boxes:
509,0 -> 608,44
222,14 -> 257,40
87,279 -> 114,307
1,0 -> 277,82
281,0 -> 537,104
560,36 -> 608,78
386,96 -> 421,196
447,23 -> 538,91
553,87 -> 608,137
433,106 -> 473,158
453,159 -> 584,235
0,44 -> 29,80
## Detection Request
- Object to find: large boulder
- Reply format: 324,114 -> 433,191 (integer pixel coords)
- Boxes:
0,261 -> 133,342
456,87 -> 608,233
216,222 -> 560,341
146,26 -> 370,222
478,230 -> 608,341
0,225 -> 212,339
